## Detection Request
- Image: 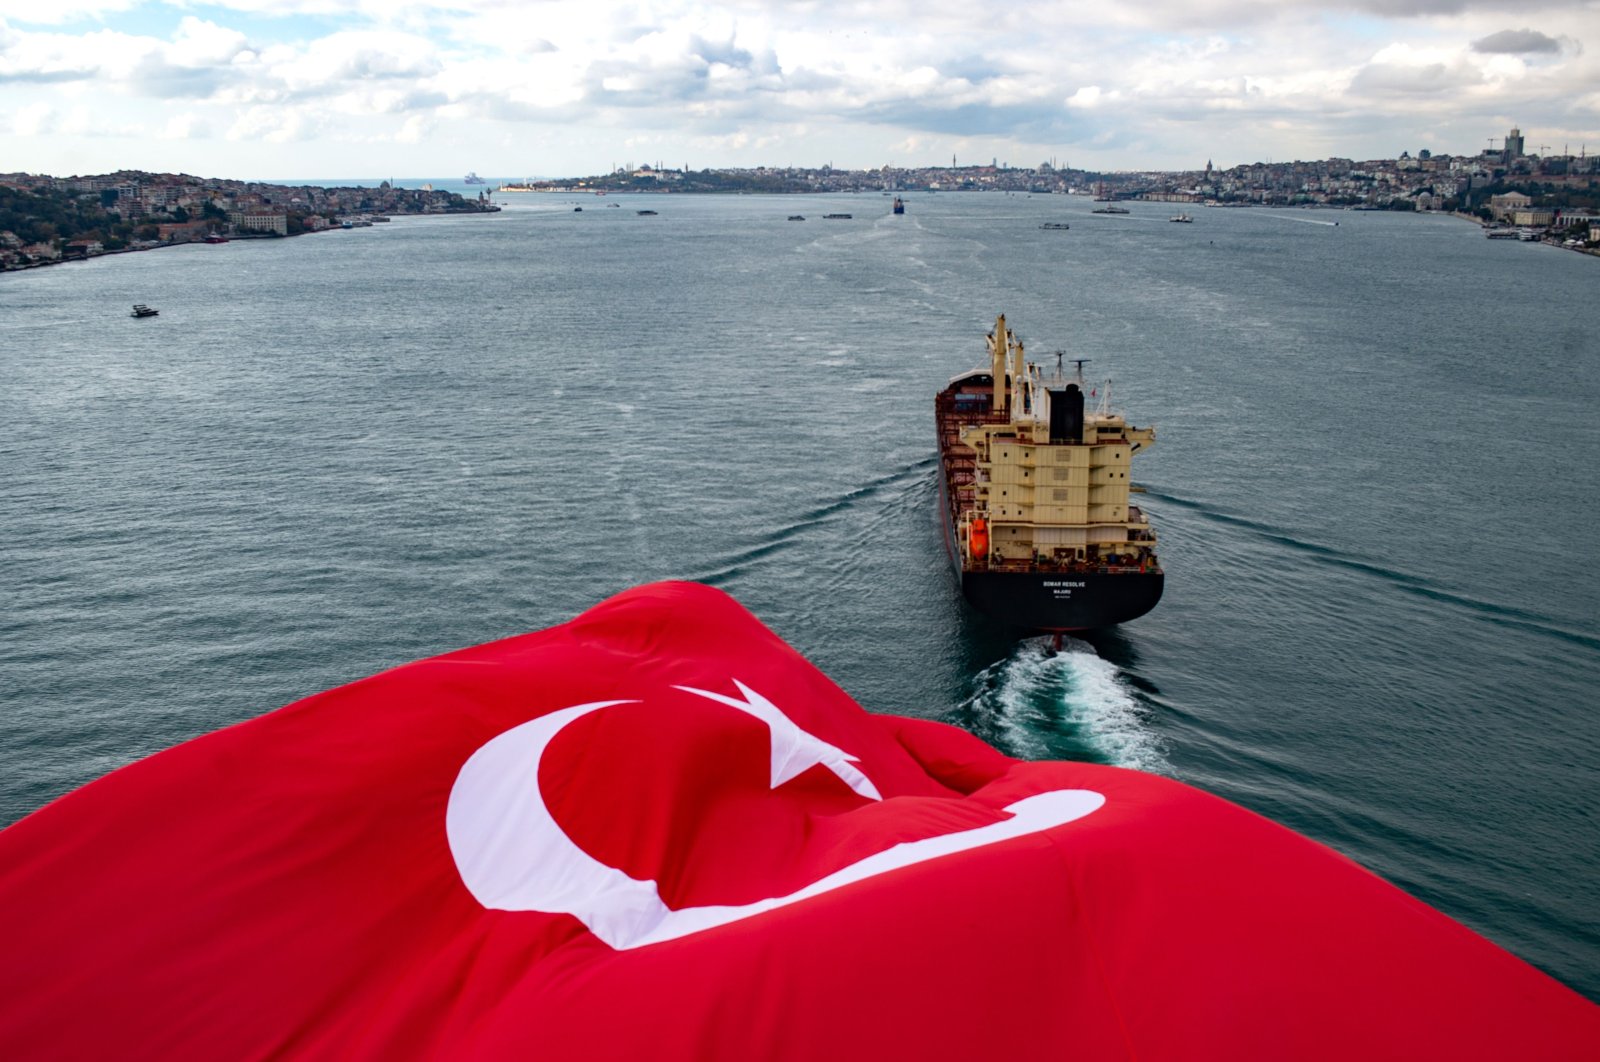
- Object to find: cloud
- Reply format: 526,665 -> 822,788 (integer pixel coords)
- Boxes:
226,104 -> 319,142
395,113 -> 433,142
1346,42 -> 1491,100
1471,29 -> 1562,55
4,0 -> 1600,176
10,100 -> 53,134
267,30 -> 442,93
0,0 -> 139,26
160,112 -> 214,139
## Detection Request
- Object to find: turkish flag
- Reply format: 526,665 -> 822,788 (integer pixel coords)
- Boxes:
0,581 -> 1595,1059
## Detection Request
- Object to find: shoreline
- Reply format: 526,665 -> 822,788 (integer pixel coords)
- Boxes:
8,197 -> 1595,274
1,208 -> 496,274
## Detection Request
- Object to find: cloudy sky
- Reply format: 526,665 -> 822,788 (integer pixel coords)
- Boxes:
2,0 -> 1596,180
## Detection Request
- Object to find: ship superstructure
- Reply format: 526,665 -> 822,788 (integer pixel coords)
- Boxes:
936,314 -> 1163,633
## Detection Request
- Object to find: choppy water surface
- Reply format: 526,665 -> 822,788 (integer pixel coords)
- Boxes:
4,192 -> 1597,997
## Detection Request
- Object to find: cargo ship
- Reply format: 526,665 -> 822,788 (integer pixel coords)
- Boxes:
936,314 -> 1163,635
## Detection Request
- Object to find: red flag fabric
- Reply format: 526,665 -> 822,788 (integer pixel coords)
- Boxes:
1,581 -> 1595,1059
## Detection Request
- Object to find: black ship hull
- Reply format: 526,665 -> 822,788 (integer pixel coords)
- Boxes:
959,568 -> 1163,631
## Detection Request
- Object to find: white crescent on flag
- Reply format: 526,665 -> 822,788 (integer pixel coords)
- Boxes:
445,681 -> 1105,949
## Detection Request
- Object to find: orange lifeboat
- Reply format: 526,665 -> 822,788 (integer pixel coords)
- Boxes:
969,517 -> 989,561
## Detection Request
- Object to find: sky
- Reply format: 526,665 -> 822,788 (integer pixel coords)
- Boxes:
2,0 -> 1597,181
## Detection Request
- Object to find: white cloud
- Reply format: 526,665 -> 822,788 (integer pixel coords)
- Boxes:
266,30 -> 441,95
1,0 -> 1598,175
0,0 -> 138,26
1066,86 -> 1105,109
160,111 -> 213,139
395,113 -> 432,142
169,17 -> 251,68
11,101 -> 54,135
226,104 -> 316,142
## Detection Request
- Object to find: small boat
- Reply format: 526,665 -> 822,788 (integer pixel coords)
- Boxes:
823,213 -> 852,219
892,197 -> 905,215
788,215 -> 806,221
574,207 -> 583,212
202,234 -> 228,244
1040,222 -> 1070,230
637,210 -> 658,216
130,304 -> 158,318
1169,213 -> 1193,223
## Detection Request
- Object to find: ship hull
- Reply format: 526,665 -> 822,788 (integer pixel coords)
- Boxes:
959,568 -> 1163,631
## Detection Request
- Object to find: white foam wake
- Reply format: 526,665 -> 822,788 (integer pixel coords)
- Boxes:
966,639 -> 1169,774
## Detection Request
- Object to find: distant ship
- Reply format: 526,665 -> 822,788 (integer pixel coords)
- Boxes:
1092,205 -> 1131,215
463,172 -> 486,184
130,304 -> 158,318
936,315 -> 1163,638
1169,213 -> 1193,223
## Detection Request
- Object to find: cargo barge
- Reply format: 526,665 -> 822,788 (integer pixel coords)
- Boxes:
936,314 -> 1163,634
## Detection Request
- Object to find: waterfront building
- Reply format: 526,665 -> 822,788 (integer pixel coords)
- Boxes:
1510,208 -> 1556,227
227,210 -> 289,236
1490,191 -> 1533,220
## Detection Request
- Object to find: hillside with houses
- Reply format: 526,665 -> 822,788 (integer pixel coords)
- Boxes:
0,172 -> 496,270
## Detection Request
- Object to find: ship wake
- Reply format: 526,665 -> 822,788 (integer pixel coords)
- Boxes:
961,639 -> 1169,774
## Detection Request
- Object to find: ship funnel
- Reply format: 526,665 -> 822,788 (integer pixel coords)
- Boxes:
1049,383 -> 1084,444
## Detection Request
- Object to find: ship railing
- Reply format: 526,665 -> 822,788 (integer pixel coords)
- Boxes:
971,556 -> 1159,575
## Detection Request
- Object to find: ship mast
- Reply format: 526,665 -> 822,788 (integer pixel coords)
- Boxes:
989,314 -> 1008,412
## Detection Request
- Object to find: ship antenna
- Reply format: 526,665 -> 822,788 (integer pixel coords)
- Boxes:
1071,358 -> 1090,385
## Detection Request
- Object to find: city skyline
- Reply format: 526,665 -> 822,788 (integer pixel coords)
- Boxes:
2,0 -> 1597,181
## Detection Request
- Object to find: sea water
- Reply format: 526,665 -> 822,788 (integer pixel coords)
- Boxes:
3,191 -> 1597,997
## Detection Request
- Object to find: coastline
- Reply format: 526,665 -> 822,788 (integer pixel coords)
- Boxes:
1,171 -> 500,274
1,208 -> 497,274
8,192 -> 1595,274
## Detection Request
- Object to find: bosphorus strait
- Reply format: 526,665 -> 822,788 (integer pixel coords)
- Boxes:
3,191 -> 1597,1000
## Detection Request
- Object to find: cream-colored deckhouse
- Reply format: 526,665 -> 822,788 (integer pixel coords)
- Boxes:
955,316 -> 1157,569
